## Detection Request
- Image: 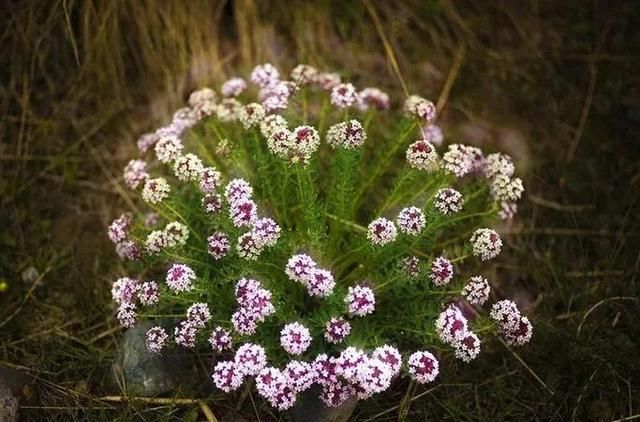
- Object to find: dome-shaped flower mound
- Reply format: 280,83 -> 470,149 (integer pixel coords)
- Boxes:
108,63 -> 530,412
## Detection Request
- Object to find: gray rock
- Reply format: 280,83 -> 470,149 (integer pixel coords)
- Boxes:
0,383 -> 18,422
114,321 -> 190,396
291,385 -> 357,422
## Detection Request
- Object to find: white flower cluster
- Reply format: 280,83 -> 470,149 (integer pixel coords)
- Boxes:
435,305 -> 481,363
286,254 -> 336,297
470,228 -> 503,261
326,119 -> 367,149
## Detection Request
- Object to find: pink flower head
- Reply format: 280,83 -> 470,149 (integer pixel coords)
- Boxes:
358,87 -> 390,111
290,64 -> 319,85
259,80 -> 293,113
312,354 -> 339,386
345,284 -> 376,316
326,120 -> 367,149
256,365 -> 301,410
430,256 -> 454,286
188,87 -> 216,108
117,303 -> 137,328
231,308 -> 259,335
224,178 -> 253,203
174,320 -> 198,348
256,366 -> 287,400
484,153 -> 515,179
234,343 -> 267,376
397,206 -> 426,236
291,125 -> 320,156
490,175 -> 524,203
262,91 -> 291,113
251,217 -> 281,247
236,232 -> 264,260
209,326 -> 233,352
404,95 -> 437,123
441,144 -> 474,178
285,360 -> 315,393
434,188 -> 464,215
144,230 -> 168,254
154,134 -> 183,163
402,256 -> 421,278
260,114 -> 288,138
108,213 -> 133,244
462,276 -> 490,306
336,347 -> 367,382
216,98 -> 242,122
240,286 -> 275,322
502,316 -> 533,346
330,83 -> 358,108
235,278 -> 263,305
193,100 -> 216,120
230,198 -> 258,227
435,305 -> 469,345
142,177 -> 171,204
406,140 -> 438,170
324,317 -> 351,344
367,217 -> 398,246
420,124 -> 444,147
212,360 -> 243,392
285,254 -> 317,284
355,357 -> 393,396
145,326 -> 168,354
454,331 -> 481,362
199,167 -> 222,194
314,72 -> 341,90
498,201 -> 518,220
490,300 -> 522,332
123,159 -> 148,190
144,212 -> 159,228
116,240 -> 142,261
186,303 -> 211,328
111,277 -> 139,305
163,221 -> 189,247
172,107 -> 196,128
280,322 -> 312,355
207,232 -> 231,260
268,380 -> 297,410
250,63 -> 280,88
202,193 -> 223,214
372,345 -> 402,376
462,145 -> 486,174
238,102 -> 267,129
137,132 -> 159,154
407,350 -> 439,383
266,127 -> 293,158
173,153 -> 204,182
305,267 -> 336,297
470,228 -> 502,261
221,77 -> 247,97
138,281 -> 159,306
319,379 -> 356,408
166,264 -> 196,292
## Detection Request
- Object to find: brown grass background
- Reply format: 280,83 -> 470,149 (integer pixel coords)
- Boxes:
2,0 -> 640,420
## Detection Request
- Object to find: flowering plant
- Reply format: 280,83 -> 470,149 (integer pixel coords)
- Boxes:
109,63 -> 530,411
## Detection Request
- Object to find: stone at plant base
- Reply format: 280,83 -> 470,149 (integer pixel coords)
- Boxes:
114,321 -> 190,396
0,383 -> 18,422
0,365 -> 32,422
291,385 -> 358,422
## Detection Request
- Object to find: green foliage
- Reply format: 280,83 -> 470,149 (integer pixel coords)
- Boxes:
121,83 -> 505,371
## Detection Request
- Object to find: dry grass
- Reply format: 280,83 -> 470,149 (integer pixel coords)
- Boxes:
1,0 -> 639,420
